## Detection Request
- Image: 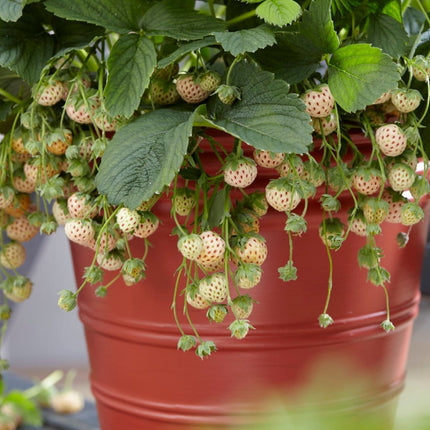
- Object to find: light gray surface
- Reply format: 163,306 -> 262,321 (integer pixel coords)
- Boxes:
3,230 -> 89,368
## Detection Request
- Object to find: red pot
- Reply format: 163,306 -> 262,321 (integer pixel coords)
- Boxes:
71,132 -> 430,429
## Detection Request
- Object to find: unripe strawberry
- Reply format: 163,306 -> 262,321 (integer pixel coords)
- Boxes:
116,207 -> 140,233
176,74 -> 210,104
312,111 -> 337,136
36,81 -> 64,106
265,178 -> 301,212
223,156 -> 258,188
0,242 -> 26,269
351,167 -> 382,195
319,218 -> 345,249
231,295 -> 254,319
67,193 -> 98,219
215,84 -> 241,105
133,212 -> 159,238
387,163 -> 415,191
174,188 -> 195,216
207,304 -> 228,323
401,202 -> 424,226
375,124 -> 407,157
64,219 -> 95,246
199,273 -> 227,303
253,149 -> 284,168
412,55 -> 430,81
5,278 -> 33,303
6,216 -> 39,242
178,234 -> 204,261
196,231 -> 225,265
23,160 -> 59,185
53,200 -> 71,225
234,263 -> 262,289
391,88 -> 422,113
199,71 -> 222,92
149,78 -> 180,106
362,198 -> 389,224
302,84 -> 334,118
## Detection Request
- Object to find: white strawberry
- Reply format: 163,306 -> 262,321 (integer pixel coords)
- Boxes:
36,81 -> 64,106
116,207 -> 140,233
133,213 -> 159,238
387,163 -> 415,191
6,216 -> 39,242
391,88 -> 422,113
233,236 -> 267,266
265,178 -> 301,212
312,111 -> 337,136
97,251 -> 124,271
373,91 -> 392,105
198,273 -> 227,303
375,124 -> 407,157
382,189 -> 407,224
0,242 -> 26,269
67,193 -> 98,219
302,84 -> 334,118
223,156 -> 258,188
196,231 -> 225,265
64,219 -> 95,246
52,200 -> 71,225
176,74 -> 210,104
351,167 -> 382,195
178,234 -> 204,261
412,55 -> 430,81
253,149 -> 284,168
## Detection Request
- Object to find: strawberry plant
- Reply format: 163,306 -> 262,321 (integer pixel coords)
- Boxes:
0,0 -> 430,370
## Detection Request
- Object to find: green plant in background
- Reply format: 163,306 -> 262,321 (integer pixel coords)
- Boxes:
0,0 -> 429,363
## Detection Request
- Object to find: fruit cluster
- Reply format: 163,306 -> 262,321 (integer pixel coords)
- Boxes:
0,54 -> 429,359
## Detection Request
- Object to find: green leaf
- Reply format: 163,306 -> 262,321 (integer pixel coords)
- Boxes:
142,1 -> 226,40
214,25 -> 276,56
104,34 -> 156,118
208,188 -> 226,228
0,0 -> 23,21
381,0 -> 402,22
328,44 -> 400,112
253,0 -> 339,83
0,6 -> 54,83
96,109 -> 195,208
206,61 -> 312,154
157,36 -> 216,69
256,0 -> 302,26
44,0 -> 147,33
367,14 -> 408,57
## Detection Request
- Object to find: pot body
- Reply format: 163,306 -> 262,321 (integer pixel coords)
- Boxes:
71,133 -> 430,430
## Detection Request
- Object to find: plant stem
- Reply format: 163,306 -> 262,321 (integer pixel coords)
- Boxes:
226,10 -> 256,27
0,88 -> 21,104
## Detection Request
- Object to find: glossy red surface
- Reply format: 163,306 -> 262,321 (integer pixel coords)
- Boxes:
71,132 -> 430,429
